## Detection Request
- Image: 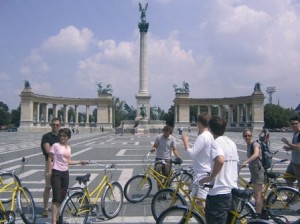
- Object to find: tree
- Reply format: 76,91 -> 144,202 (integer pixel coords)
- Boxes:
264,104 -> 294,129
0,101 -> 10,127
10,105 -> 21,127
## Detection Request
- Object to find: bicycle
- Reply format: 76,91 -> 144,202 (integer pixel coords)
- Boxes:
156,179 -> 257,224
151,171 -> 207,221
0,157 -> 36,224
58,161 -> 123,224
238,159 -> 300,221
124,152 -> 193,203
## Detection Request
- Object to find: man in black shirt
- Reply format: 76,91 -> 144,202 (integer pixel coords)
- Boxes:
41,118 -> 60,217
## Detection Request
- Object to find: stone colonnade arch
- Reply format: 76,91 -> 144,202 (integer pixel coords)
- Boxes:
174,86 -> 265,132
18,86 -> 113,132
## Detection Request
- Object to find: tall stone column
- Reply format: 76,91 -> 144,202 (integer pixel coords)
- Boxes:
136,5 -> 151,120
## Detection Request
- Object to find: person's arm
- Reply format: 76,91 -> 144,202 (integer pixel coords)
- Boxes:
281,137 -> 300,151
182,134 -> 190,150
241,144 -> 260,167
68,159 -> 88,165
43,143 -> 51,154
150,142 -> 158,153
199,155 -> 224,184
172,146 -> 180,158
47,153 -> 53,176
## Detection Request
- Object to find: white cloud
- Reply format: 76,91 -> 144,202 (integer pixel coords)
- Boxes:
42,26 -> 94,53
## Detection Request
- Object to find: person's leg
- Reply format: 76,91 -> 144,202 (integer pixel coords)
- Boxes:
205,194 -> 232,224
292,163 -> 300,189
43,162 -> 51,217
253,183 -> 263,214
284,162 -> 296,187
51,170 -> 62,224
52,202 -> 59,224
154,162 -> 163,191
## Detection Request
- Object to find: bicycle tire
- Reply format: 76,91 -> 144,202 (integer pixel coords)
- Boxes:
124,174 -> 152,203
168,171 -> 193,195
265,186 -> 300,217
60,191 -> 89,224
101,181 -> 123,219
234,202 -> 257,224
151,188 -> 187,221
157,205 -> 206,224
17,187 -> 36,224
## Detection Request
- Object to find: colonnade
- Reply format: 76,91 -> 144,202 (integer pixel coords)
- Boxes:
174,85 -> 265,131
18,86 -> 113,132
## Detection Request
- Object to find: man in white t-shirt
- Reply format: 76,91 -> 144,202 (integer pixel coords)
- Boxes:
199,116 -> 239,224
182,112 -> 213,204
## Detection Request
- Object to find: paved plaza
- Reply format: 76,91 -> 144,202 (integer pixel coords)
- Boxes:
0,129 -> 298,223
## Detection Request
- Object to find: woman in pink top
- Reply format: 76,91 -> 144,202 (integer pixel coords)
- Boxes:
47,128 -> 88,224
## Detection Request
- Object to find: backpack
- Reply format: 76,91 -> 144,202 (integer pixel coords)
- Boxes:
251,140 -> 272,170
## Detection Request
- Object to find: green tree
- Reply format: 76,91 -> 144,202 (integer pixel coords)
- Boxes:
264,104 -> 294,129
10,105 -> 21,127
0,101 -> 10,127
113,97 -> 125,128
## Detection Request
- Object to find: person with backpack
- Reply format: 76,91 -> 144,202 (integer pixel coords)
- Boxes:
281,114 -> 300,189
40,117 -> 60,217
240,128 -> 265,217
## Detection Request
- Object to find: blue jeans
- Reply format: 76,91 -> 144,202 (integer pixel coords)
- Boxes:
205,193 -> 232,224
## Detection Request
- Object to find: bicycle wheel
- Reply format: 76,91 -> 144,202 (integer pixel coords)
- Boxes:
124,174 -> 152,203
151,188 -> 187,221
157,205 -> 205,224
168,172 -> 193,195
265,186 -> 300,217
101,181 -> 123,219
235,202 -> 257,224
17,187 -> 36,224
60,191 -> 89,224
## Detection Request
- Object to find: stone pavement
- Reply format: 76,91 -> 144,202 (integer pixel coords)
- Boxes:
0,130 -> 299,223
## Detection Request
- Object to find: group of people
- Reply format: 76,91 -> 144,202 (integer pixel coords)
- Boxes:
150,113 -> 300,223
41,114 -> 300,224
41,118 -> 88,224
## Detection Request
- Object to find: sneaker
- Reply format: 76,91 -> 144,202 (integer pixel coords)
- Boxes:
42,210 -> 48,217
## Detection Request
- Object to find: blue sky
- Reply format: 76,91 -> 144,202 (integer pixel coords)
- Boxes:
1,0 -> 300,112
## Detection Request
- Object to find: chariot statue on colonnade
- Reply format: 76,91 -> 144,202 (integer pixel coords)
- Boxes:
173,81 -> 190,94
97,82 -> 113,95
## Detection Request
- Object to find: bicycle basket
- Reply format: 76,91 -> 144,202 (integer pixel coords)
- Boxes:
142,152 -> 155,172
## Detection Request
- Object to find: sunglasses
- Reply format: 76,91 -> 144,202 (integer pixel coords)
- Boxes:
243,135 -> 252,138
291,122 -> 298,125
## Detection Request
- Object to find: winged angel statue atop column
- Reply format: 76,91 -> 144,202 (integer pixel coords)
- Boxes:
139,2 -> 148,23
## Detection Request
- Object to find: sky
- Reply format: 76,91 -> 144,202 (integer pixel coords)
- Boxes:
1,0 -> 300,112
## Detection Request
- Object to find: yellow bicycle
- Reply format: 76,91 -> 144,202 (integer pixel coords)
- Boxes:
151,171 -> 206,221
124,152 -> 193,203
238,159 -> 300,219
58,161 -> 123,224
0,157 -> 36,224
156,179 -> 256,224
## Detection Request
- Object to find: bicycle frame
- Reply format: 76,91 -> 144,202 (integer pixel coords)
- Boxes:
0,172 -> 31,222
59,163 -> 117,217
144,164 -> 174,189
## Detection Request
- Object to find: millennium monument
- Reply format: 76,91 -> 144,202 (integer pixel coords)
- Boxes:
135,2 -> 151,120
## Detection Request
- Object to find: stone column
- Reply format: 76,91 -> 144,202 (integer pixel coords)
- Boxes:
75,105 -> 79,125
86,105 -> 90,125
136,19 -> 151,120
63,104 -> 68,125
45,104 -> 49,123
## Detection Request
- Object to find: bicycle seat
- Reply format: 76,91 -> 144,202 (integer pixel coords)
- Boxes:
75,173 -> 91,184
172,157 -> 183,165
232,188 -> 254,199
266,172 -> 281,179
